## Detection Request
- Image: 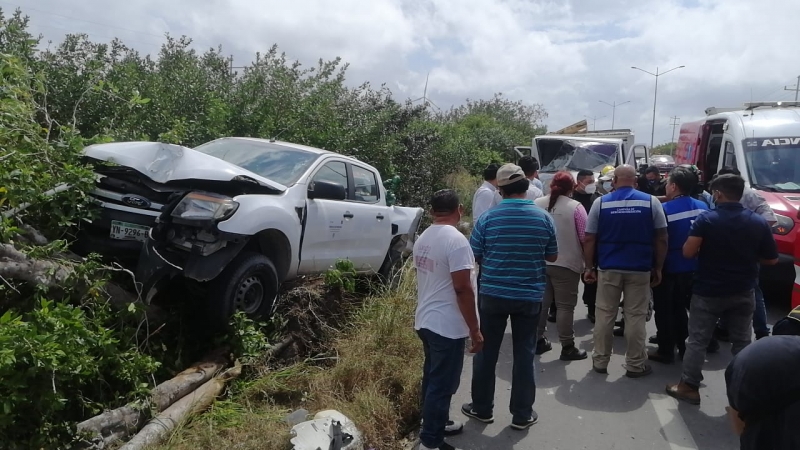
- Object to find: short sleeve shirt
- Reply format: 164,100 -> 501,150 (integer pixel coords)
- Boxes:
413,224 -> 477,339
690,202 -> 778,297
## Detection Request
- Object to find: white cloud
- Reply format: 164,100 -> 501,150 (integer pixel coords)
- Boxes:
13,0 -> 800,146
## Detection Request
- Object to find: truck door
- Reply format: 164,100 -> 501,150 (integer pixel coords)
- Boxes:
299,160 -> 357,274
344,163 -> 393,273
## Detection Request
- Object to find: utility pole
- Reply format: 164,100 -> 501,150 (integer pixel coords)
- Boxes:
584,115 -> 606,131
599,100 -> 631,129
785,75 -> 800,101
631,65 -> 685,149
669,116 -> 680,143
229,55 -> 247,76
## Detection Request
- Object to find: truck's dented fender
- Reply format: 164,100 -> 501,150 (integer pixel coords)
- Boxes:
216,194 -> 303,275
390,206 -> 424,253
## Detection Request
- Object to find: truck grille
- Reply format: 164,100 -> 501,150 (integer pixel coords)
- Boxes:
89,173 -> 176,217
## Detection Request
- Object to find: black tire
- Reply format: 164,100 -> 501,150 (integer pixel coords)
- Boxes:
378,238 -> 405,288
206,251 -> 279,329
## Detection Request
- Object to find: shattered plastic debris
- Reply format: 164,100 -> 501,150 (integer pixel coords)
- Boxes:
290,409 -> 362,450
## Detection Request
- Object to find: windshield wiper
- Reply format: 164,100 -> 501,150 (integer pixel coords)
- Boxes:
751,184 -> 782,192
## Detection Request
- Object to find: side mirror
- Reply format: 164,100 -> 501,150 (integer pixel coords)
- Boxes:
308,180 -> 346,201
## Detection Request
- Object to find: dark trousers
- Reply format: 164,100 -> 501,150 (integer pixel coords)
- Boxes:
582,273 -> 597,316
682,290 -> 754,388
471,295 -> 541,423
418,328 -> 465,449
652,272 -> 693,356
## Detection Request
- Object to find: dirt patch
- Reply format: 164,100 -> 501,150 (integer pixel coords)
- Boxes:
276,278 -> 363,359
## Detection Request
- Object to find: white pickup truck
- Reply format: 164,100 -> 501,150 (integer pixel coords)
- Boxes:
77,138 -> 423,327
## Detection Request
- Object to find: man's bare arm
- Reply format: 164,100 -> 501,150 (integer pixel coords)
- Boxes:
683,236 -> 703,259
452,269 -> 479,332
583,233 -> 597,269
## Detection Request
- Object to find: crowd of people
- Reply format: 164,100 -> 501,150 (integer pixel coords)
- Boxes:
412,158 -> 800,450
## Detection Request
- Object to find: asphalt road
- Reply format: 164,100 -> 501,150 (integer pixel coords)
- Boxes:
445,287 -> 787,450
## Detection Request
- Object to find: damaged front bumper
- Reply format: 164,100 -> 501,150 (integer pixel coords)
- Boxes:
135,193 -> 251,303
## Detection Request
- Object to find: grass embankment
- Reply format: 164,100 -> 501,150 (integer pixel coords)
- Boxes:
154,266 -> 423,450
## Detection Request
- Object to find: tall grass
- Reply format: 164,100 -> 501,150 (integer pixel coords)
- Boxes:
155,264 -> 423,450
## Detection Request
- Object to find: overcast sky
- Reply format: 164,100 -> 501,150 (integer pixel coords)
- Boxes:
10,0 -> 800,146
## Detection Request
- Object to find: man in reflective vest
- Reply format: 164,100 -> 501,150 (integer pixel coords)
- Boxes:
648,167 -> 709,364
584,165 -> 668,377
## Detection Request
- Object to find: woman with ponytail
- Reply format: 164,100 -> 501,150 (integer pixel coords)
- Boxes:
534,171 -> 589,361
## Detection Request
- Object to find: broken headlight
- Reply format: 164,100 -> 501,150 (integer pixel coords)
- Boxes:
171,192 -> 239,221
771,214 -> 794,236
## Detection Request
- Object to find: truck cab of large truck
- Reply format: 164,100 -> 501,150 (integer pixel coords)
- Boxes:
524,129 -> 649,194
674,101 -> 800,307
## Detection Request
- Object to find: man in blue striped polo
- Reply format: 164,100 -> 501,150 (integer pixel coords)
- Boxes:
583,164 -> 668,378
461,163 -> 558,431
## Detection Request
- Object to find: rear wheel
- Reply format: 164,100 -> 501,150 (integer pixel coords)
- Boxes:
207,252 -> 279,330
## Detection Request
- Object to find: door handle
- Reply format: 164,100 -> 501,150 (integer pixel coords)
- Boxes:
343,212 -> 354,219
376,214 -> 384,220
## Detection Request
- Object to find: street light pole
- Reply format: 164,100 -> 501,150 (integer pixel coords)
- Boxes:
631,65 -> 685,149
584,115 -> 606,131
599,100 -> 631,129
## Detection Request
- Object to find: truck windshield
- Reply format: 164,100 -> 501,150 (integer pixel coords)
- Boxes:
194,138 -> 320,186
744,137 -> 800,192
540,140 -> 618,173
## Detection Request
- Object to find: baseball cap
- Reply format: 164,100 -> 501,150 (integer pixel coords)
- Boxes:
496,163 -> 526,187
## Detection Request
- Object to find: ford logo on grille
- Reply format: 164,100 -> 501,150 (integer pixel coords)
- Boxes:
121,194 -> 151,209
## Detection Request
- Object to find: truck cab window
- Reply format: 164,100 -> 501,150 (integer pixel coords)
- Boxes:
351,165 -> 379,203
312,161 -> 349,198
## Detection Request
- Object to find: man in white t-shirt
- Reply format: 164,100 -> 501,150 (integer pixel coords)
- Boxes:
414,189 -> 483,450
472,164 -> 502,223
518,156 -> 544,200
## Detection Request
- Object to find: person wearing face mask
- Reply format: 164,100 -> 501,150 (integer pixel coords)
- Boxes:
648,167 -> 709,364
666,174 -> 779,405
574,169 -> 600,322
638,165 -> 667,196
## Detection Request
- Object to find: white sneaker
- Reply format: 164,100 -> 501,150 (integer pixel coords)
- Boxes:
419,419 -> 464,436
420,442 -> 460,450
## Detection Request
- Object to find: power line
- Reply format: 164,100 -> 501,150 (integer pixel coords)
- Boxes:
0,1 -> 166,39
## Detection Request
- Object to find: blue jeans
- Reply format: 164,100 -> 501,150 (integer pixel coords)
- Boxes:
418,328 -> 465,449
719,284 -> 768,335
471,295 -> 541,423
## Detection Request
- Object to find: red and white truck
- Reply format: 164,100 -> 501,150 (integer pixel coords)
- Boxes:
674,101 -> 800,308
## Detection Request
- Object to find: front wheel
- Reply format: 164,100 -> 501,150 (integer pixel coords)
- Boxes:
207,251 -> 279,330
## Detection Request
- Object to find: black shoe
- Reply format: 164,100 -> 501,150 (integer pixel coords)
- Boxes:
547,309 -> 557,323
706,339 -> 720,353
536,338 -> 552,355
587,313 -> 596,324
460,403 -> 494,424
648,335 -> 658,344
592,365 -> 608,374
560,345 -> 588,361
613,326 -> 624,337
615,320 -> 624,327
647,351 -> 674,364
420,441 -> 460,450
625,364 -> 653,378
510,412 -> 539,430
714,326 -> 730,342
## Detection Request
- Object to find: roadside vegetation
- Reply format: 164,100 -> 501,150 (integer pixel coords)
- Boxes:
0,7 -> 541,448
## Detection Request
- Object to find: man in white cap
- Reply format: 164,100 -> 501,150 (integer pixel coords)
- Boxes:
463,163 -> 558,431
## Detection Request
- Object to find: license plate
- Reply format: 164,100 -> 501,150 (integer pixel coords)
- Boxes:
110,220 -> 150,242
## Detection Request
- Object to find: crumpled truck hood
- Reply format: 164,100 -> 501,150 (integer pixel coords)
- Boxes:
82,141 -> 287,191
